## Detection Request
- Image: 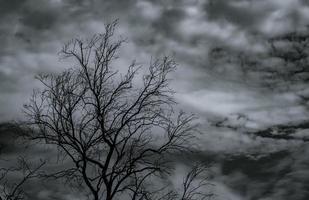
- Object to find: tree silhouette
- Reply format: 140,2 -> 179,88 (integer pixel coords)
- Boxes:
23,22 -> 211,200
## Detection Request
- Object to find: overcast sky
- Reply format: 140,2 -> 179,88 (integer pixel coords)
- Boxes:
1,0 -> 309,200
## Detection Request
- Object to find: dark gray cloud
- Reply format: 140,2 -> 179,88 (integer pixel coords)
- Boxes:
205,0 -> 269,30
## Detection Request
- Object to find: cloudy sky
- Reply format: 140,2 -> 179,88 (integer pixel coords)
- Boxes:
1,0 -> 309,199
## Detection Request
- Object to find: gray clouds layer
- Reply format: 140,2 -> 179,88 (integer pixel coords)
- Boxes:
1,0 -> 309,123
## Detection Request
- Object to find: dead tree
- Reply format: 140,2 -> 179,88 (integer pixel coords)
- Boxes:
23,22 -> 210,200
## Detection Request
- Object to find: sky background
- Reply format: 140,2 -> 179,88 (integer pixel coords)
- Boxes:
1,0 -> 309,199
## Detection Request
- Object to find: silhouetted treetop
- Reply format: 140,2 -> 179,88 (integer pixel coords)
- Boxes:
23,21 -> 211,200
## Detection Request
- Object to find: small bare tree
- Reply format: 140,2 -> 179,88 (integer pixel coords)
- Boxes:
23,21 -> 210,200
0,124 -> 45,200
178,164 -> 212,200
0,156 -> 44,200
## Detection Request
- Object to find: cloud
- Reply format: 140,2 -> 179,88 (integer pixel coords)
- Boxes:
1,0 -> 308,123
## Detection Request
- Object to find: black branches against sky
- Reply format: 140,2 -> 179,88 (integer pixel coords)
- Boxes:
23,21 -> 211,200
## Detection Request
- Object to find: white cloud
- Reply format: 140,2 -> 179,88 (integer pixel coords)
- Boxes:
211,182 -> 244,200
178,90 -> 252,116
136,1 -> 162,21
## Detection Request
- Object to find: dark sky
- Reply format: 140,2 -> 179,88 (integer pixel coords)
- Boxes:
1,0 -> 309,199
